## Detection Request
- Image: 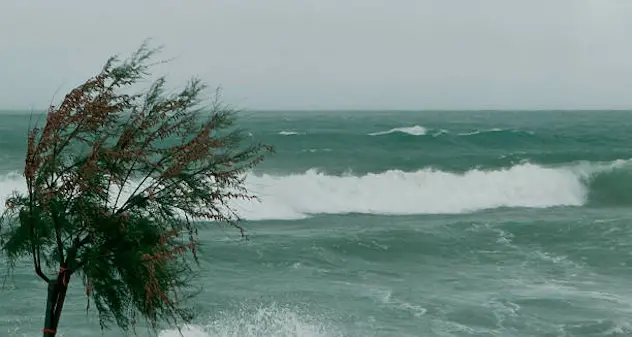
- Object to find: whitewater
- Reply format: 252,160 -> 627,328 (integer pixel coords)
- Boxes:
2,160 -> 630,221
2,110 -> 632,337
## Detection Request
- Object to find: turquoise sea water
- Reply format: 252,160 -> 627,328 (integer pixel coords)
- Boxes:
2,110 -> 632,336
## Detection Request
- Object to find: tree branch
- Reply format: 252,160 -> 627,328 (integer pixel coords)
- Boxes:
51,211 -> 65,266
26,177 -> 50,283
32,250 -> 50,283
67,235 -> 92,275
30,227 -> 50,283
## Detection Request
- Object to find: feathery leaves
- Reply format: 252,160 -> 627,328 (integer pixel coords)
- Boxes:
0,42 -> 272,335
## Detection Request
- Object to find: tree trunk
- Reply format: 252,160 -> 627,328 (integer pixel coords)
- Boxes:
42,275 -> 69,337
43,282 -> 57,337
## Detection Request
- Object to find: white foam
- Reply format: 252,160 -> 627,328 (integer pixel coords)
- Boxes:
457,128 -> 504,136
158,304 -> 339,337
1,160 -> 628,221
234,163 -> 588,220
278,131 -> 304,136
300,149 -> 332,153
368,125 -> 427,136
457,128 -> 535,136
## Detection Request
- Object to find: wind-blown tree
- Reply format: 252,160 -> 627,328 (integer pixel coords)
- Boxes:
0,43 -> 271,336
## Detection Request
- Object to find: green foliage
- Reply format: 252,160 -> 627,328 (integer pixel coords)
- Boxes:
0,41 -> 272,334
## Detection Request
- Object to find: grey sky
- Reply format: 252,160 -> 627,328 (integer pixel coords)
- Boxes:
2,0 -> 632,110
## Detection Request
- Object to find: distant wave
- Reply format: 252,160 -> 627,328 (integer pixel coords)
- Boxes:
432,129 -> 450,137
278,131 -> 304,136
457,128 -> 535,136
3,159 -> 630,221
368,125 -> 427,136
300,148 -> 333,153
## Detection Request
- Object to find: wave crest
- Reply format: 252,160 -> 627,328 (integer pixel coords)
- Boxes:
457,128 -> 535,137
368,125 -> 427,136
278,131 -> 304,136
237,163 -> 587,219
2,160 -> 630,221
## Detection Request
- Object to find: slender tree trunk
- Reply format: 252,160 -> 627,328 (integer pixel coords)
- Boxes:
43,282 -> 58,337
42,274 -> 69,337
51,282 -> 69,333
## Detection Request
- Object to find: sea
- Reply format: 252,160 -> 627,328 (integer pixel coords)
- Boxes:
1,110 -> 632,337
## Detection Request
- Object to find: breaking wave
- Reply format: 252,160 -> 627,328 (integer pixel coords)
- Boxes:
235,159 -> 631,220
2,159 -> 631,221
368,125 -> 427,136
456,128 -> 534,136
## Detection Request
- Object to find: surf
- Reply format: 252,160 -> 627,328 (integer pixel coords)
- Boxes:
2,159 -> 631,221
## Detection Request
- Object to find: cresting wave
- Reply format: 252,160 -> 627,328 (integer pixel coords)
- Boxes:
366,125 -> 535,139
368,125 -> 427,136
3,159 -> 629,221
278,131 -> 305,136
457,128 -> 535,136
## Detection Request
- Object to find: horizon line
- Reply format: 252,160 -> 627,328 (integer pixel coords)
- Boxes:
2,108 -> 632,113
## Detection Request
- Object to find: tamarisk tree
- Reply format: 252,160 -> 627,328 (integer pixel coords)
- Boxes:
0,43 -> 271,336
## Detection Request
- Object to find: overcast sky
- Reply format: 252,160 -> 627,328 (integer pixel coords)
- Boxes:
2,0 -> 632,110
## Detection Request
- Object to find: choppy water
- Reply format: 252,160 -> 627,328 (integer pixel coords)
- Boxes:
2,110 -> 632,336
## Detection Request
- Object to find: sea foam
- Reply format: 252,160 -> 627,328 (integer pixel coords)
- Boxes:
158,304 -> 339,337
236,163 -> 587,219
1,160 -> 628,221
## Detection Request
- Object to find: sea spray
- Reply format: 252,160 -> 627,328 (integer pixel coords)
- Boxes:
158,304 -> 340,337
